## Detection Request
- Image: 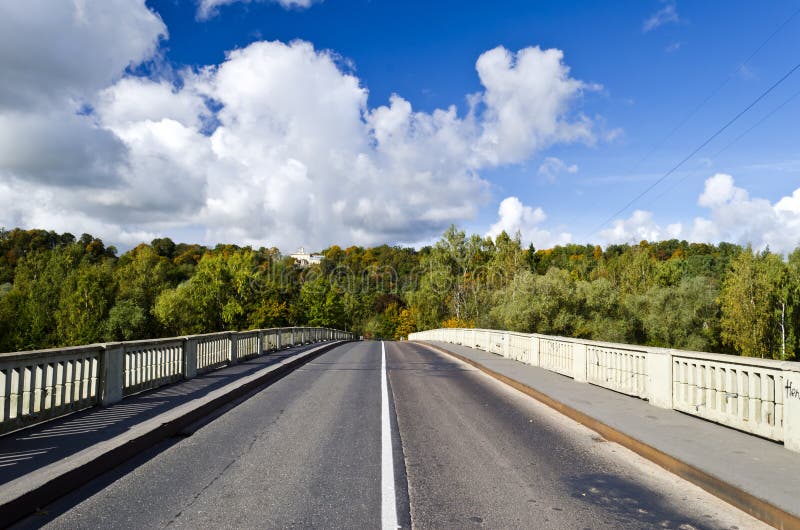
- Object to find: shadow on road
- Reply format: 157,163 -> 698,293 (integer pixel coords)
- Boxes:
566,472 -> 730,530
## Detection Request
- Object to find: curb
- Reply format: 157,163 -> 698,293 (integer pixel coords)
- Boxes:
417,341 -> 800,530
1,340 -> 350,528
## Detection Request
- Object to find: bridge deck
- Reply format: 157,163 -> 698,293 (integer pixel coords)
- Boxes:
5,341 -> 777,529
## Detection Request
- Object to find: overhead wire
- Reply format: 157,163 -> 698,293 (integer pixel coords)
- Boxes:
627,5 -> 800,174
588,59 -> 800,236
644,85 -> 800,206
585,5 -> 800,237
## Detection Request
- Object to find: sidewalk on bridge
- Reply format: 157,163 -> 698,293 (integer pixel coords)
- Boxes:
0,340 -> 344,527
420,340 -> 800,527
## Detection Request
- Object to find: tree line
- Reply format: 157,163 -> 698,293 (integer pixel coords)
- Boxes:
0,226 -> 797,360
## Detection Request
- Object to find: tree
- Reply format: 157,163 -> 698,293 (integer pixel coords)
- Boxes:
394,307 -> 418,340
299,275 -> 346,329
110,244 -> 176,339
1,248 -> 74,350
154,249 -> 261,335
56,259 -> 115,346
638,276 -> 721,351
489,268 -> 578,336
719,248 -> 786,358
574,277 -> 631,343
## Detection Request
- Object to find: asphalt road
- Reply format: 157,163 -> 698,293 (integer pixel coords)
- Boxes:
17,341 -> 765,529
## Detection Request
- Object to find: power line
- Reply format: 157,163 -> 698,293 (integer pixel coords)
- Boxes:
613,5 -> 800,185
712,86 -> 800,159
644,86 -> 800,207
589,59 -> 800,237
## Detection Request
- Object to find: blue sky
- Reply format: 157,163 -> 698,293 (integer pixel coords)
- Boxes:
1,1 -> 799,252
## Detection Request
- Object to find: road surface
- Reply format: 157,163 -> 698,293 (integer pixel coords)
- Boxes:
17,341 -> 765,529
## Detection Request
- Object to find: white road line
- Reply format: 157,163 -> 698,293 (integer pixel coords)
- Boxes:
381,341 -> 399,530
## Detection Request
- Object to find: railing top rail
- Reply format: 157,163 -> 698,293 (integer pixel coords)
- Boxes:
189,331 -> 234,340
0,344 -> 105,362
0,326 -> 347,359
415,327 -> 798,369
669,348 -> 799,371
107,337 -> 185,349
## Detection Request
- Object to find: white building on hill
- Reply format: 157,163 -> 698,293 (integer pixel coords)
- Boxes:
290,247 -> 324,266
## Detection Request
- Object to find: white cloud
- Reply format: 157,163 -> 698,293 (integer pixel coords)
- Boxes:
0,0 -> 167,218
486,197 -> 571,249
0,8 -> 598,253
643,2 -> 679,33
696,173 -> 747,208
0,1 -> 166,111
96,78 -> 208,130
537,156 -> 578,182
689,173 -> 800,253
600,210 -> 682,244
197,0 -> 319,19
474,46 -> 597,166
601,173 -> 800,254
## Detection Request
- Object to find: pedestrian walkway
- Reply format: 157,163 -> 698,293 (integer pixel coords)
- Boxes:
420,340 -> 800,528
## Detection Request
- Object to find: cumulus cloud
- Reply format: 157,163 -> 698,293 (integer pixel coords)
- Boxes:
0,0 -> 169,224
197,0 -> 319,19
0,3 -> 599,252
537,156 -> 578,182
600,210 -> 682,244
486,197 -> 572,249
643,2 -> 679,33
689,173 -> 800,253
0,1 -> 166,112
601,173 -> 800,254
474,46 -> 597,166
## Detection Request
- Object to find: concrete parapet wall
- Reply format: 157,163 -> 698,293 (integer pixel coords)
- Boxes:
410,327 -> 800,452
0,327 -> 353,436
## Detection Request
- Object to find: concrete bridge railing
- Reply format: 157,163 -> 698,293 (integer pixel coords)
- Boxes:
0,327 -> 353,436
409,327 -> 800,452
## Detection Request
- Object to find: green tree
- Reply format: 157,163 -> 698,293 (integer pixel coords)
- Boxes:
299,275 -> 346,329
719,248 -> 786,358
108,244 -> 176,340
574,277 -> 631,343
639,276 -> 721,351
56,259 -> 115,346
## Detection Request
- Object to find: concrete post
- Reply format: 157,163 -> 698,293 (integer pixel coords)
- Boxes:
503,332 -> 510,359
646,350 -> 673,409
257,331 -> 264,356
184,337 -> 198,379
101,343 -> 125,406
530,336 -> 540,366
276,330 -> 282,350
290,328 -> 295,347
572,342 -> 588,383
782,365 -> 800,452
229,332 -> 238,365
